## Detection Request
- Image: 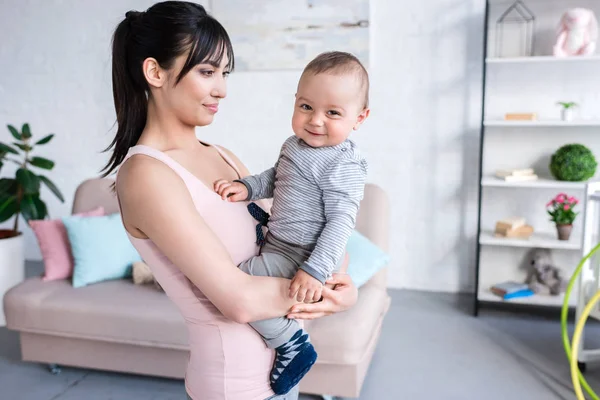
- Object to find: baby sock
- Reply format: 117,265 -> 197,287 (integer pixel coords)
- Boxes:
270,329 -> 317,395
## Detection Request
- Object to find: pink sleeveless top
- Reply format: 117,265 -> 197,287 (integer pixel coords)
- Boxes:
117,144 -> 276,400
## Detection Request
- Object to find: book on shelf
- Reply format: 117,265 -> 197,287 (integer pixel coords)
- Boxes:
496,168 -> 534,177
490,281 -> 534,300
495,168 -> 538,182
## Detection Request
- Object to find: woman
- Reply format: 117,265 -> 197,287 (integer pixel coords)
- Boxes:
104,2 -> 359,399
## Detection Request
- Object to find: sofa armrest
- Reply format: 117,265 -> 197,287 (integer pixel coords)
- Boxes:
356,184 -> 390,251
354,184 -> 390,289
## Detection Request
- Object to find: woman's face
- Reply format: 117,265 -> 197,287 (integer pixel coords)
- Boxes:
161,52 -> 230,127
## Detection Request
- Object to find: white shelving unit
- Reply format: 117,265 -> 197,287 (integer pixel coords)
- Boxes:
478,290 -> 575,307
475,1 -> 600,314
481,177 -> 589,189
479,230 -> 581,250
486,55 -> 600,64
484,120 -> 600,127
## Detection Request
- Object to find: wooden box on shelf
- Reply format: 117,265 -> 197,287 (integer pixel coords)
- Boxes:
504,112 -> 537,121
494,217 -> 534,239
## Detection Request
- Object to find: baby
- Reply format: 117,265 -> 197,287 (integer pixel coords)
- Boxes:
214,51 -> 370,395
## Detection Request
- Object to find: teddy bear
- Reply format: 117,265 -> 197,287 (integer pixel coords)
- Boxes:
525,248 -> 566,296
553,8 -> 598,57
132,261 -> 163,292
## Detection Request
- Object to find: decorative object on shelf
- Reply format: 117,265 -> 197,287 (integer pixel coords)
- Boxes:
553,8 -> 598,57
556,101 -> 578,121
504,112 -> 537,121
490,281 -> 534,300
494,216 -> 534,238
525,248 -> 566,295
546,193 -> 578,241
550,143 -> 597,181
495,167 -> 538,182
495,0 -> 535,58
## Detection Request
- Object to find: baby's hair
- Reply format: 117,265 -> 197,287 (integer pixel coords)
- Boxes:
301,51 -> 369,109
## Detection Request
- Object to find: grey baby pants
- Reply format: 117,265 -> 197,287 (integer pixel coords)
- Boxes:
238,234 -> 312,349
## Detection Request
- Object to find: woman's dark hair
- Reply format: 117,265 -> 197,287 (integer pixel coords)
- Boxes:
101,1 -> 234,177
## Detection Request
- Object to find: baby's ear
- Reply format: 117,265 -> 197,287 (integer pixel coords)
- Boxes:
353,107 -> 370,131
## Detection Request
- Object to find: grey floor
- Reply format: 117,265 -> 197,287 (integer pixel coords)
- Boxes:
2,263 -> 600,399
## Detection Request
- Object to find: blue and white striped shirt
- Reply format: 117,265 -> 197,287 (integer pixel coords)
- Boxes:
240,136 -> 367,284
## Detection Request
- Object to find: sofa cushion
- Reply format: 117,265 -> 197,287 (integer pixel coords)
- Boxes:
346,230 -> 390,288
29,206 -> 105,282
3,277 -> 188,349
63,213 -> 142,288
304,282 -> 390,365
4,277 -> 389,364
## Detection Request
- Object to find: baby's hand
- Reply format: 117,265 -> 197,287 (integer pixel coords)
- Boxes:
290,269 -> 323,303
214,179 -> 248,202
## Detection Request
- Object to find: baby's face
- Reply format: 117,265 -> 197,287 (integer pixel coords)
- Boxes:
292,72 -> 368,148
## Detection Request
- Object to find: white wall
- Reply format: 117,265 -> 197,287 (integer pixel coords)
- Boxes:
0,0 -> 486,293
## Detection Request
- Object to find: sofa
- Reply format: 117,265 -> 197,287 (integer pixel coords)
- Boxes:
3,178 -> 391,398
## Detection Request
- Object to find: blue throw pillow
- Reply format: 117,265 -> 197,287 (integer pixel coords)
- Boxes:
63,213 -> 141,288
345,230 -> 390,288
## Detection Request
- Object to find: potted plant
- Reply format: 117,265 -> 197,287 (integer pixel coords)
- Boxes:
546,193 -> 578,240
556,101 -> 578,121
0,123 -> 63,323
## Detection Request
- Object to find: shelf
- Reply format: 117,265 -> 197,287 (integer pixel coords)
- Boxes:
484,120 -> 600,127
481,176 -> 588,189
486,55 -> 600,64
478,290 -> 574,307
479,231 -> 581,250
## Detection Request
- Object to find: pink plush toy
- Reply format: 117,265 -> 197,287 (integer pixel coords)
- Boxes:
554,8 -> 598,57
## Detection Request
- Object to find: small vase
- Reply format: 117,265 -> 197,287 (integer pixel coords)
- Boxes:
556,224 -> 573,241
561,108 -> 573,122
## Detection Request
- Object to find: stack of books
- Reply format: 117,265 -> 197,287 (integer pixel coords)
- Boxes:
495,168 -> 538,182
490,281 -> 534,300
494,217 -> 534,239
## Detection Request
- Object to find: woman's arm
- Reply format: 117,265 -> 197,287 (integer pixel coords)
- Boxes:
118,155 -> 297,323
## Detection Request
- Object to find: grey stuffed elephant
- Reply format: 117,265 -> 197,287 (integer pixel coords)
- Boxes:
525,248 -> 567,296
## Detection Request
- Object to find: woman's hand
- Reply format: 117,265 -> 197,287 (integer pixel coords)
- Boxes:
286,273 -> 357,320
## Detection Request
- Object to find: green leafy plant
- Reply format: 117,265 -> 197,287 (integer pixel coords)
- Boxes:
0,123 -> 64,238
550,143 -> 598,182
547,193 -> 579,225
556,101 -> 578,109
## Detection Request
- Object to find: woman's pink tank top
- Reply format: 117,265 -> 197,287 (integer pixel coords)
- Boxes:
117,144 -> 276,400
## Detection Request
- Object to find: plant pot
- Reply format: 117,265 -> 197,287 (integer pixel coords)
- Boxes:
0,230 -> 24,326
556,224 -> 573,241
561,108 -> 573,121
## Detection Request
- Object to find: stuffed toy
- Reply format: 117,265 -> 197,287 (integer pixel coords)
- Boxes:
525,248 -> 566,296
132,261 -> 163,292
553,8 -> 598,57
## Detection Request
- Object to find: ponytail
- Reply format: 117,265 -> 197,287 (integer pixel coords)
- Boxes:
101,12 -> 148,177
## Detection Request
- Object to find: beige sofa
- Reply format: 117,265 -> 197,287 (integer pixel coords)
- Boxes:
3,178 -> 390,398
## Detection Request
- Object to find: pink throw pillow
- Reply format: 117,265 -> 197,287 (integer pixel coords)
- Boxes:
29,206 -> 105,281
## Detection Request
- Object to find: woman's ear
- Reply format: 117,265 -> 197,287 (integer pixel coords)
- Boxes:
353,107 -> 371,131
143,57 -> 166,88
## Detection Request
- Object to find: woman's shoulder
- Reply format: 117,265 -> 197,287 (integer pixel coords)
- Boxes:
116,152 -> 188,209
118,153 -> 173,189
212,144 -> 251,178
